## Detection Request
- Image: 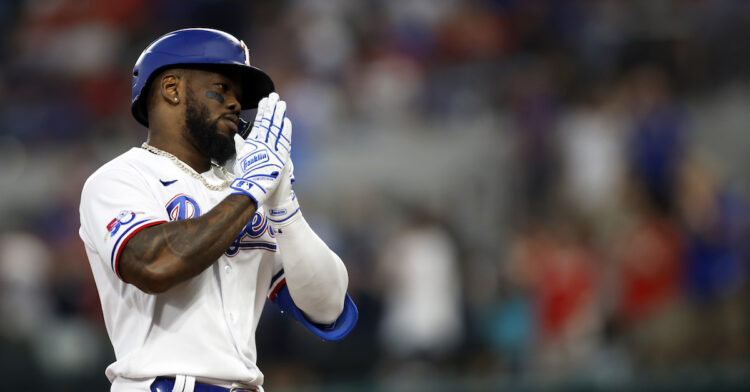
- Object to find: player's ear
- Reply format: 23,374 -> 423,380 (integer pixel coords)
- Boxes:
159,71 -> 182,105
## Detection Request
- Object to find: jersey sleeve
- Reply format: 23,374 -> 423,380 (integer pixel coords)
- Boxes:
79,167 -> 168,280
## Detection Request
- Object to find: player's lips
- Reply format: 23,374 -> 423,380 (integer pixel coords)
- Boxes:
222,115 -> 239,131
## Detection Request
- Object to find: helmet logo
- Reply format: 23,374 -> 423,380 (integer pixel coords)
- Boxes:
240,40 -> 251,66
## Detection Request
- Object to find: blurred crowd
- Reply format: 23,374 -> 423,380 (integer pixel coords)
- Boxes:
1,0 -> 750,391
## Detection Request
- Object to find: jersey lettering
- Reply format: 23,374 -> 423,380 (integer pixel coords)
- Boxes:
225,211 -> 276,256
166,194 -> 201,221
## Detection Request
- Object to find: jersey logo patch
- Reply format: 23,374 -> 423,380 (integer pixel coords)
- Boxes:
159,179 -> 178,186
105,210 -> 142,239
166,194 -> 201,221
225,211 -> 276,256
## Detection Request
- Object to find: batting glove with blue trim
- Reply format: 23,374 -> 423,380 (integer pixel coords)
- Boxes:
231,93 -> 292,208
266,159 -> 301,230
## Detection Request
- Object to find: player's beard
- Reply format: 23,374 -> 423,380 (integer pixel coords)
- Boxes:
183,90 -> 236,165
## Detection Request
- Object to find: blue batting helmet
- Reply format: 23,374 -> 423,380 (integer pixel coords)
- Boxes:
131,28 -> 274,127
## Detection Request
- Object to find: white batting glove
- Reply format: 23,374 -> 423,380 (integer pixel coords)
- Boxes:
230,93 -> 292,208
266,160 -> 301,229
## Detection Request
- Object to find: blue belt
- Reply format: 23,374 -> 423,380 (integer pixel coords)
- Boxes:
151,377 -> 257,392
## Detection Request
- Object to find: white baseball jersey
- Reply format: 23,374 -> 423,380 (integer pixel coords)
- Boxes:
79,147 -> 286,391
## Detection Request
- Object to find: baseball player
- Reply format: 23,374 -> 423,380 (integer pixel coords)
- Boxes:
78,28 -> 358,392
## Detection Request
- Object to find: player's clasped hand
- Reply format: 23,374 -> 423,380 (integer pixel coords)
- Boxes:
230,92 -> 292,208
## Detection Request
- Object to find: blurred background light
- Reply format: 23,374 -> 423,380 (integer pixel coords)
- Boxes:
1,0 -> 750,391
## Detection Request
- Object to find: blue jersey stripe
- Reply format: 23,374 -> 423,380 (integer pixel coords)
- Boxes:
109,219 -> 150,271
271,268 -> 285,284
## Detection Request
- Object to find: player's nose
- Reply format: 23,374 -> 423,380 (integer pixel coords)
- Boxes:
225,93 -> 240,112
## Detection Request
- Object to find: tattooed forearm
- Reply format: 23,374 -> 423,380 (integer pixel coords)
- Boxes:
162,195 -> 251,260
119,195 -> 256,293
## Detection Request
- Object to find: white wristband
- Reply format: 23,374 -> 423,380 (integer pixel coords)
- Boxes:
267,196 -> 301,231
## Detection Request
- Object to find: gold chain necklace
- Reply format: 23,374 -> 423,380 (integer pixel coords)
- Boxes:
141,142 -> 233,191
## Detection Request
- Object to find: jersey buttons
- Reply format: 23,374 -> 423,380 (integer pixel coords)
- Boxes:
224,264 -> 232,274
